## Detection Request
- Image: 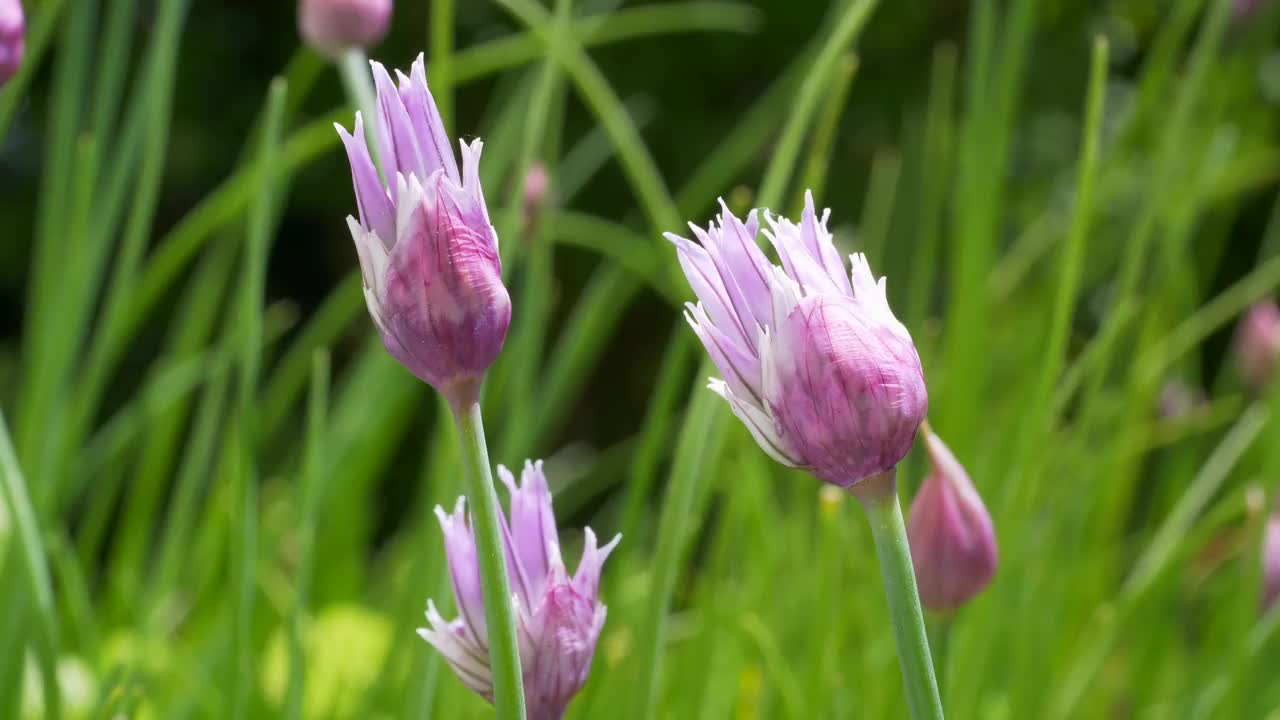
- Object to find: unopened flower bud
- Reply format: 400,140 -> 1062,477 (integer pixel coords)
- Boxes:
419,461 -> 620,720
522,161 -> 550,229
1235,300 -> 1280,391
906,427 -> 997,612
0,0 -> 23,86
666,192 -> 927,487
336,55 -> 510,409
298,0 -> 391,58
1263,511 -> 1280,614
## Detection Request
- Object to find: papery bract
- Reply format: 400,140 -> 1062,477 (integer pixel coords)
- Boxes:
666,192 -> 927,487
419,461 -> 619,720
906,428 -> 997,612
336,55 -> 510,409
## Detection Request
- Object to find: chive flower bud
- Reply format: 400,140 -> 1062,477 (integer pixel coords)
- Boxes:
1235,300 -> 1280,391
336,55 -> 510,409
1263,511 -> 1280,615
0,0 -> 22,86
298,0 -> 391,58
906,427 -> 997,612
522,161 -> 550,231
419,461 -> 620,720
665,192 -> 927,487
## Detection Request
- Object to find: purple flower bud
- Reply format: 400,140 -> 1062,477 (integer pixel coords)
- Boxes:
522,162 -> 551,230
419,461 -> 620,720
1263,512 -> 1280,614
906,428 -> 997,612
298,0 -> 391,58
1235,300 -> 1280,391
0,0 -> 23,87
336,55 -> 510,409
665,191 -> 927,487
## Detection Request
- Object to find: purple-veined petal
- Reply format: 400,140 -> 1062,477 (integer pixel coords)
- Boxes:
457,139 -> 496,237
347,216 -> 389,298
571,528 -> 620,599
418,600 -> 494,697
707,201 -> 774,332
707,377 -> 799,468
763,214 -> 843,297
666,231 -> 754,349
436,499 -> 489,650
335,115 -> 394,244
684,302 -> 761,402
493,466 -> 538,612
372,60 -> 426,186
397,54 -> 460,183
799,191 -> 852,295
689,220 -> 764,353
501,461 -> 565,604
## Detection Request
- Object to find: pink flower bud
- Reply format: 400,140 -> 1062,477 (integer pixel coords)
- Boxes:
336,56 -> 510,409
1235,301 -> 1280,391
299,0 -> 391,57
1263,512 -> 1280,614
666,192 -> 927,487
419,461 -> 620,720
0,0 -> 23,86
906,428 -> 997,612
522,162 -> 550,227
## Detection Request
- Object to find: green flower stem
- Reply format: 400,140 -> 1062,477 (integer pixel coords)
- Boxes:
452,399 -> 527,720
929,616 -> 952,697
853,471 -> 944,720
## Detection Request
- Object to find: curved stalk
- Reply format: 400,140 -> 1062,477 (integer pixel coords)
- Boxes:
852,471 -> 945,720
452,400 -> 527,720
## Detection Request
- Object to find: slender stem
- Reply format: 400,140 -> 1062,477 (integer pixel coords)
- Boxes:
853,471 -> 944,720
929,616 -> 952,698
451,400 -> 527,720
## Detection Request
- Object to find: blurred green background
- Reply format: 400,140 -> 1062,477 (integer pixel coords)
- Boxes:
4,0 -> 1280,717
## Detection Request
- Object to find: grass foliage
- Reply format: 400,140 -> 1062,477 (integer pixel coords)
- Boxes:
4,0 -> 1280,717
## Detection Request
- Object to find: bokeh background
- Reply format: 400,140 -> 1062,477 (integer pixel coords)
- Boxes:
4,0 -> 1280,717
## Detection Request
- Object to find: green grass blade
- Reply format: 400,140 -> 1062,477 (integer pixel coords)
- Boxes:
286,350 -> 331,720
451,2 -> 760,86
757,0 -> 877,209
795,53 -> 859,210
630,368 -> 728,720
0,412 -> 60,717
231,77 -> 289,719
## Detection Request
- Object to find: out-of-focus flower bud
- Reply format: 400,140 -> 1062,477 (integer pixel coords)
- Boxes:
522,161 -> 551,230
299,0 -> 391,58
0,0 -> 23,87
1235,301 -> 1280,391
906,427 -> 998,612
1262,511 -> 1280,614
